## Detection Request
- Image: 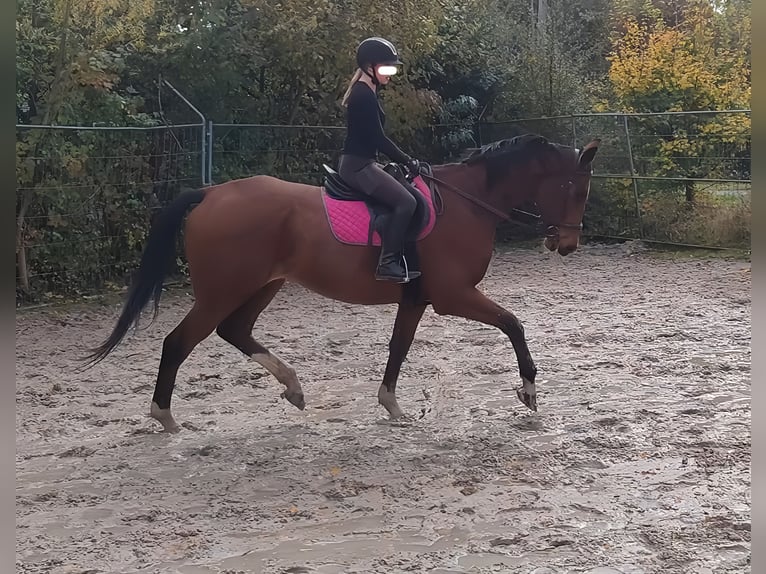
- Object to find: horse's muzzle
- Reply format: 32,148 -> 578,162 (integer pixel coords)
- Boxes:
544,226 -> 579,256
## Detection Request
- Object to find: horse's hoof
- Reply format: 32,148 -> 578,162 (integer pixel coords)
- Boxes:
281,389 -> 306,410
388,409 -> 409,421
516,387 -> 537,412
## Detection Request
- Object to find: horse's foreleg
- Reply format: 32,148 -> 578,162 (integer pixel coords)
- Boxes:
216,280 -> 305,411
434,288 -> 538,411
378,303 -> 427,419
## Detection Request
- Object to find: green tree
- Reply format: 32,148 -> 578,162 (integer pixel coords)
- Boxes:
605,0 -> 750,200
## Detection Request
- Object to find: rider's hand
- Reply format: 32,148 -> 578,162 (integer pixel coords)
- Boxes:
406,158 -> 420,177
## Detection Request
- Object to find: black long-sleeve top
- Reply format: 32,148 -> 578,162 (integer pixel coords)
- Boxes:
342,81 -> 410,163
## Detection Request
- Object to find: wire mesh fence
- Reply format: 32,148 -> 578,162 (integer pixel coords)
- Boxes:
16,109 -> 750,303
16,124 -> 204,302
210,124 -> 347,185
208,122 -> 474,186
479,110 -> 751,246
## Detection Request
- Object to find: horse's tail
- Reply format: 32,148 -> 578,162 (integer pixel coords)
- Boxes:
83,189 -> 207,366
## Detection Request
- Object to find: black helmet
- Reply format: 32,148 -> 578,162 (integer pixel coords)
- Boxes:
356,37 -> 403,69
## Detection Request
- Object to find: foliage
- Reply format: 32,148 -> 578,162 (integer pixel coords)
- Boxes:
602,0 -> 750,203
15,0 -> 751,302
606,6 -> 750,112
16,125 -> 199,300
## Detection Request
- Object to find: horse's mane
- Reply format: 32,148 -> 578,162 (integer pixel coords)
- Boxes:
462,134 -> 553,163
461,133 -> 556,185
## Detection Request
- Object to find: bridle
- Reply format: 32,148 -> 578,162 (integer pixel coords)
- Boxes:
419,168 -> 591,236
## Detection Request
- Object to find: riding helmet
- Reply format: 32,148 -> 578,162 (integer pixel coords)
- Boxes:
356,37 -> 403,69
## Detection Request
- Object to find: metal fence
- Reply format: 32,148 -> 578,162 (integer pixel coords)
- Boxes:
482,111 -> 751,245
15,123 -> 204,300
210,123 -> 347,185
207,122 -> 475,187
16,109 -> 750,302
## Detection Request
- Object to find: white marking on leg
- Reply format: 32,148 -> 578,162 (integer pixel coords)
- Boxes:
250,350 -> 305,411
252,352 -> 302,394
378,383 -> 405,419
150,401 -> 181,433
518,376 -> 538,412
522,376 -> 537,396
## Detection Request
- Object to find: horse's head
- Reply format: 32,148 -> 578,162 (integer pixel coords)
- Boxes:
461,134 -> 600,256
533,139 -> 599,256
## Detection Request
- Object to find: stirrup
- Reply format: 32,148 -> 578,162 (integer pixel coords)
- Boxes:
375,263 -> 409,283
375,253 -> 410,283
401,254 -> 421,282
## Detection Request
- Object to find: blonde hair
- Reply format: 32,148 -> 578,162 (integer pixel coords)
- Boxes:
341,69 -> 364,107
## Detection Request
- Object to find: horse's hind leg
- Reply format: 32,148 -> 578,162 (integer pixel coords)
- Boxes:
151,303 -> 230,432
216,280 -> 306,411
378,302 -> 427,419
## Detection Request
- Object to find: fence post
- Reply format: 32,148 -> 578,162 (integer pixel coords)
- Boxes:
571,115 -> 577,148
162,79 -> 207,187
622,114 -> 644,238
206,120 -> 213,186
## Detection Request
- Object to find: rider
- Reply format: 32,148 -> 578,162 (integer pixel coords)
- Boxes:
339,37 -> 421,283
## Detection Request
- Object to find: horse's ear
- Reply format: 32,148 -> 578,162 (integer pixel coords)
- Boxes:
578,139 -> 600,168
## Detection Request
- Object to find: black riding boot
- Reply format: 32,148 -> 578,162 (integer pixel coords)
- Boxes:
375,212 -> 421,283
376,251 -> 416,283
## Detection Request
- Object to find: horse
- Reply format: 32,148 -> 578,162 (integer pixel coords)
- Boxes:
85,133 -> 600,433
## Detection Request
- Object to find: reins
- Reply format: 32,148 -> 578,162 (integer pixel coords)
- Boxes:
419,169 -> 587,234
420,172 -> 513,222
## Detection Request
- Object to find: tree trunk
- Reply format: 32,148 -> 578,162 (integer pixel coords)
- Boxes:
685,180 -> 695,203
16,193 -> 33,293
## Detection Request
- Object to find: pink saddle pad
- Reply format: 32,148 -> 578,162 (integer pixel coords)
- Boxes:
321,175 -> 436,247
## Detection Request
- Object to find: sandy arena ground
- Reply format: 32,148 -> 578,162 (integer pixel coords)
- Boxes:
16,244 -> 751,574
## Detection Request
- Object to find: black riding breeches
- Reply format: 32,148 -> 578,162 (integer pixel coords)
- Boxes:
338,154 -> 416,254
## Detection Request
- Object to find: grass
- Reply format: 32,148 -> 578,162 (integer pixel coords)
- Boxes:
635,188 -> 750,249
641,243 -> 750,262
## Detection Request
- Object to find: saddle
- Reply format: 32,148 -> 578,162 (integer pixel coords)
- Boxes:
320,162 -> 437,248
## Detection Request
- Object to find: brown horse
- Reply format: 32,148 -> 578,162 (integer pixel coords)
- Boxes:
86,133 -> 600,432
